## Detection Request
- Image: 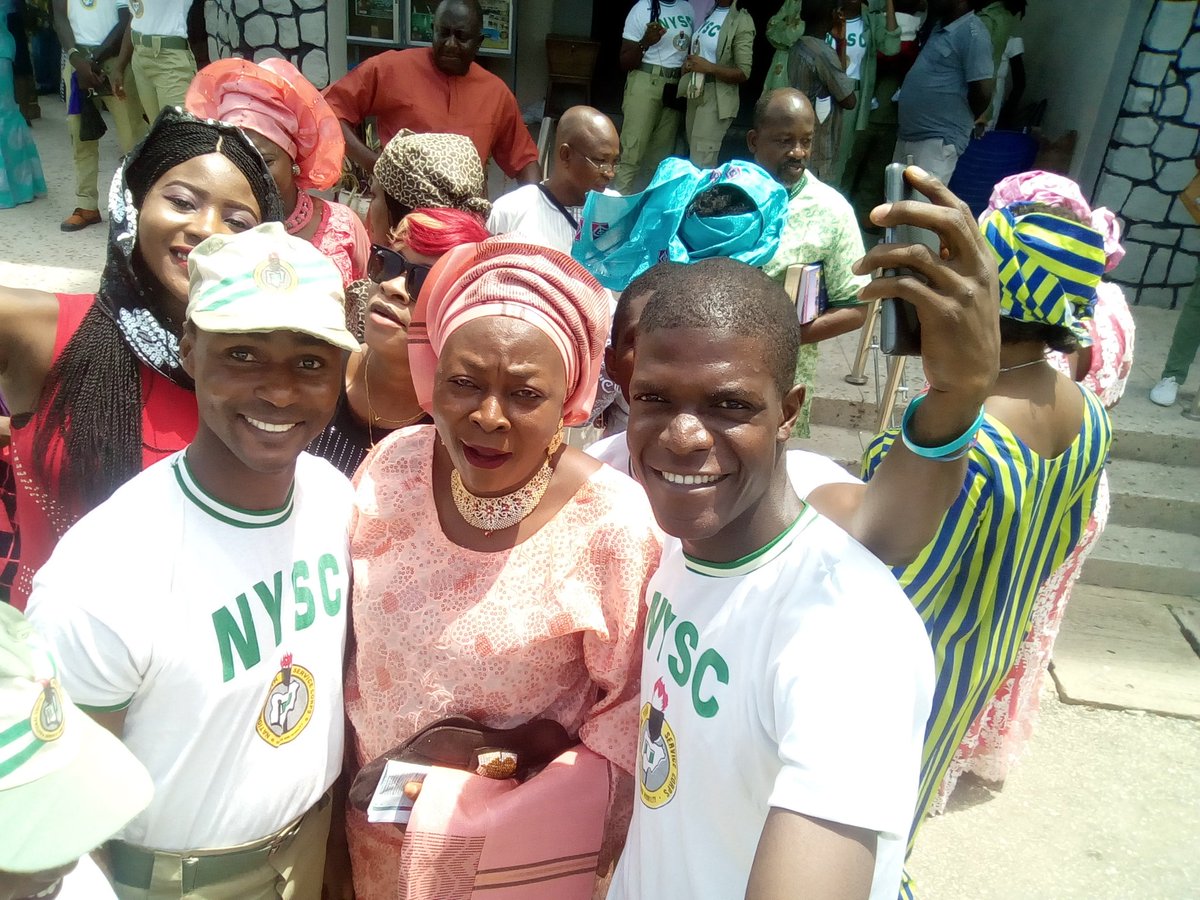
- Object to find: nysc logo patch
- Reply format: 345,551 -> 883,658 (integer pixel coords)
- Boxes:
31,679 -> 65,742
253,252 -> 299,293
638,678 -> 678,809
256,653 -> 315,747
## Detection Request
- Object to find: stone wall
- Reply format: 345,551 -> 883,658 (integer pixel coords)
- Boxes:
1094,0 -> 1200,309
203,0 -> 331,89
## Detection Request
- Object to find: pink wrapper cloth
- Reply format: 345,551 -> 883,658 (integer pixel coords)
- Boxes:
185,57 -> 345,191
980,170 -> 1125,271
408,238 -> 611,426
397,748 -> 609,899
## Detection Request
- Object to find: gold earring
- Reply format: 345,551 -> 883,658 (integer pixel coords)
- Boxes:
547,418 -> 565,458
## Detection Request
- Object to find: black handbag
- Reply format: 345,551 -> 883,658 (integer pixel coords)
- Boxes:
662,80 -> 687,112
79,94 -> 107,142
348,715 -> 575,812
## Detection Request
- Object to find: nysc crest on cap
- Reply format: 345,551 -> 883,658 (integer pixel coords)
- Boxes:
186,222 -> 360,352
0,604 -> 153,873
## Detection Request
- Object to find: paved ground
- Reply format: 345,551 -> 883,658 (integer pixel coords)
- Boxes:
0,98 -> 115,291
5,95 -> 1200,900
909,690 -> 1200,899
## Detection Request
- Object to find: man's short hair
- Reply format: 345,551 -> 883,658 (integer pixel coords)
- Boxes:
637,258 -> 801,395
436,0 -> 483,29
752,88 -> 808,132
613,261 -> 682,348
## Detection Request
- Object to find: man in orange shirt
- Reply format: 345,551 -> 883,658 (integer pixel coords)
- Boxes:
324,0 -> 541,185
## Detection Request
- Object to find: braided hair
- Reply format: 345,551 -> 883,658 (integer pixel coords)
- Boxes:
34,110 -> 282,516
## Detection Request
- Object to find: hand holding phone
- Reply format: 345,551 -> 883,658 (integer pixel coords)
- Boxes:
853,166 -> 1002,411
879,161 -> 923,355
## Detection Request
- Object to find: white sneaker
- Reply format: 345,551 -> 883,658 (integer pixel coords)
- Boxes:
1150,376 -> 1179,406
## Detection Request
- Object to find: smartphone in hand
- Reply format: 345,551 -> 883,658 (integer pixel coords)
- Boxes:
879,161 -> 923,356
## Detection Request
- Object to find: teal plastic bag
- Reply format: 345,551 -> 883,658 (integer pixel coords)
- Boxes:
573,158 -> 788,291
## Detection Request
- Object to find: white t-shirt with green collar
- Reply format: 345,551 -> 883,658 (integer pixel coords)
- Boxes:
29,450 -> 353,851
610,504 -> 934,900
623,0 -> 696,69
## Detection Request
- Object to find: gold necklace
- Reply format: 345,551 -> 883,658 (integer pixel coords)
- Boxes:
362,353 -> 425,428
450,461 -> 553,535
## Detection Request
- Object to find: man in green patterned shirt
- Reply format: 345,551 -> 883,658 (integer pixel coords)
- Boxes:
749,87 -> 870,436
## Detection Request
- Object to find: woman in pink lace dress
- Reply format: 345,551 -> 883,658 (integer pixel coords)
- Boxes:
186,58 -> 370,286
343,239 -> 662,898
933,172 -> 1134,811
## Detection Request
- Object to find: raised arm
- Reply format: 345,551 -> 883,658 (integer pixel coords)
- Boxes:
746,809 -> 876,900
620,17 -> 667,73
806,167 -> 1000,565
0,288 -> 63,417
872,0 -> 901,57
620,0 -> 667,74
340,119 -> 380,175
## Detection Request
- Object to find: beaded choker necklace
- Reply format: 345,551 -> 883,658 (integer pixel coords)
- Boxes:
285,191 -> 314,233
450,462 -> 553,535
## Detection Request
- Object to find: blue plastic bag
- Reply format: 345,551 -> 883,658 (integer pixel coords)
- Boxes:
573,158 -> 788,291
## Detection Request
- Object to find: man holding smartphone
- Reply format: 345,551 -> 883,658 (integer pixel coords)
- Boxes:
610,166 -> 1002,900
614,0 -> 696,194
52,0 -> 146,232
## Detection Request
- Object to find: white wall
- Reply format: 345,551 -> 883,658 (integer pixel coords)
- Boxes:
1017,0 -> 1151,191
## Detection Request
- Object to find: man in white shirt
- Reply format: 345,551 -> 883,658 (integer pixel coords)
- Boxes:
29,224 -> 359,900
613,0 -> 696,193
52,0 -> 147,232
610,166 -> 1003,899
113,0 -> 196,120
488,105 -> 619,254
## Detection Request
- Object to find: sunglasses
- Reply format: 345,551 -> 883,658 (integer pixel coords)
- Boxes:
367,245 -> 433,297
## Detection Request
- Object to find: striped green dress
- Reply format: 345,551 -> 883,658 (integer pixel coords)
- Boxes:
862,385 -> 1111,898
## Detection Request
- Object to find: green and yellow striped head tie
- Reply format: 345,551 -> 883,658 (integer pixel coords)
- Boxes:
982,207 -> 1107,345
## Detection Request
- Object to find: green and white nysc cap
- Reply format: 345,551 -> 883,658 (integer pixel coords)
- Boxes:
0,604 -> 153,873
186,221 -> 360,352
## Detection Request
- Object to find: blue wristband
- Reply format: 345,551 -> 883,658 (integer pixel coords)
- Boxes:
900,393 -> 985,461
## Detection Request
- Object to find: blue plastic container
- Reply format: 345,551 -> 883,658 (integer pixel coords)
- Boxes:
948,130 -> 1039,218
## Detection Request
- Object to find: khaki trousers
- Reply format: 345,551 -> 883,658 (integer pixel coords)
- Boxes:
130,39 -> 196,121
64,54 -> 147,210
684,79 -> 732,169
614,68 -> 681,194
110,795 -> 331,900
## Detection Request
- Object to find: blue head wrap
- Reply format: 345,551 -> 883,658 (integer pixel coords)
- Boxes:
572,158 -> 788,291
982,207 -> 1107,345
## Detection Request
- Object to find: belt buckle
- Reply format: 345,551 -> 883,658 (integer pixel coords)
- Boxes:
266,818 -> 301,855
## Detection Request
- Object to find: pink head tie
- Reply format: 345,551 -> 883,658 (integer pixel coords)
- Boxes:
980,170 -> 1125,271
185,58 -> 344,191
408,238 -> 611,427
